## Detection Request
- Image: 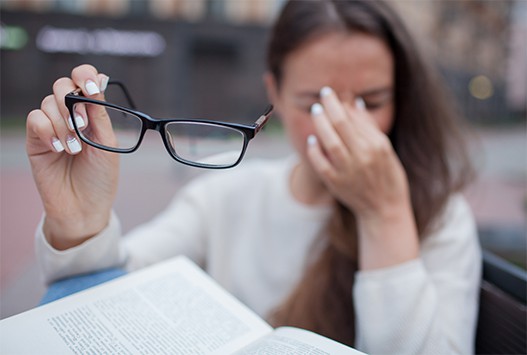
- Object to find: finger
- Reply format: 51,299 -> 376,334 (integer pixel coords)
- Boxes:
343,101 -> 378,136
64,76 -> 109,135
52,77 -> 82,132
40,94 -> 69,147
27,109 -> 65,154
68,68 -> 109,137
75,74 -> 109,134
355,96 -> 366,111
97,73 -> 110,93
310,103 -> 348,165
41,95 -> 83,155
69,102 -> 90,138
319,86 -> 358,151
342,101 -> 393,162
81,101 -> 119,149
71,64 -> 102,97
306,134 -> 337,183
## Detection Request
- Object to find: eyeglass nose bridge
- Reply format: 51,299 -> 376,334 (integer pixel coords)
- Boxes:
136,118 -> 170,153
143,118 -> 177,158
141,117 -> 163,132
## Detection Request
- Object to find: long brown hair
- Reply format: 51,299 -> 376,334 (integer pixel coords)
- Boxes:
267,0 -> 473,346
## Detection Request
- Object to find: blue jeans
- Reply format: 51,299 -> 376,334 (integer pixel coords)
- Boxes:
39,268 -> 127,305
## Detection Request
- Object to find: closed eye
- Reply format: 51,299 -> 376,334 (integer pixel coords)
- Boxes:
364,100 -> 389,110
361,90 -> 393,111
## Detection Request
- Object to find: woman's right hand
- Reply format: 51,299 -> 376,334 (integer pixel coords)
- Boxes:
26,64 -> 119,250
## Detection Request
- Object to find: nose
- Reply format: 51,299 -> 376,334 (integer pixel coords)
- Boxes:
338,91 -> 352,103
335,91 -> 359,109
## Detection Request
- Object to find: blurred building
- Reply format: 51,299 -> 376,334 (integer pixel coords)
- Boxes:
1,0 -> 524,123
0,0 -> 286,123
393,0 -> 524,122
506,0 -> 527,114
0,0 -> 283,23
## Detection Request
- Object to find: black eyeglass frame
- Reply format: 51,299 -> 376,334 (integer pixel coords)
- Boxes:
64,80 -> 273,169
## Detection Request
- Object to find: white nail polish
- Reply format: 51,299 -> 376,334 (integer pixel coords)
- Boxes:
307,134 -> 317,146
85,80 -> 100,95
51,137 -> 65,152
320,86 -> 332,97
100,76 -> 109,92
355,97 -> 366,110
66,136 -> 82,154
74,113 -> 86,128
311,103 -> 324,116
67,116 -> 75,130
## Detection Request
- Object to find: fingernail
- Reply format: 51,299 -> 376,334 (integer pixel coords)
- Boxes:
100,76 -> 109,92
66,135 -> 82,154
85,80 -> 100,95
311,103 -> 324,116
51,137 -> 65,152
320,86 -> 332,97
355,97 -> 366,110
67,115 -> 75,130
307,134 -> 317,146
74,113 -> 86,128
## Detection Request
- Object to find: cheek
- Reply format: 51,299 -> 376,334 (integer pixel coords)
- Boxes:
281,111 -> 315,155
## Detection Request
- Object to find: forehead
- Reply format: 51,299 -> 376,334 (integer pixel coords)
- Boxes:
281,32 -> 394,93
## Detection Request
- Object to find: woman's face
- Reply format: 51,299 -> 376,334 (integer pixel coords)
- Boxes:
265,31 -> 395,162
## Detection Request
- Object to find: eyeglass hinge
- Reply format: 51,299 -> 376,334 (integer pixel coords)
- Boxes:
254,105 -> 273,133
70,88 -> 83,96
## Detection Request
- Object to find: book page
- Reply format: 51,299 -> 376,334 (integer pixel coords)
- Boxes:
235,326 -> 365,354
0,256 -> 272,354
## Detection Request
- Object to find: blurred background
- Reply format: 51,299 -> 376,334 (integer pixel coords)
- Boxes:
1,0 -> 525,319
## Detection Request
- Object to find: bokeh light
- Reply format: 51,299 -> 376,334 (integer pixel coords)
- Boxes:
469,75 -> 494,100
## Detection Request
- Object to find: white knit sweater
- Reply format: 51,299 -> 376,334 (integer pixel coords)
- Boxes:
36,156 -> 481,354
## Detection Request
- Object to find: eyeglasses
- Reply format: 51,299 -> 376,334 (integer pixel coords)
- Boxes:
64,80 -> 273,169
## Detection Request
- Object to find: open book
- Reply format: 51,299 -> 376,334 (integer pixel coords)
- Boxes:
0,256 -> 364,354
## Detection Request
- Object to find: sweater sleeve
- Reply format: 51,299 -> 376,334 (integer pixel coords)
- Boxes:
35,210 -> 124,284
353,195 -> 481,355
35,176 -> 210,284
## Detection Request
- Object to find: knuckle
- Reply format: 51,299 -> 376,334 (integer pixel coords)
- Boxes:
327,143 -> 345,160
357,152 -> 372,168
333,117 -> 348,131
26,110 -> 47,135
373,136 -> 392,155
326,143 -> 339,155
53,77 -> 70,91
26,109 -> 41,127
72,64 -> 97,77
319,165 -> 334,179
40,95 -> 55,110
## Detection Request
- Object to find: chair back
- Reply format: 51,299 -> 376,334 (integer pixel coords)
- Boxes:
475,251 -> 527,354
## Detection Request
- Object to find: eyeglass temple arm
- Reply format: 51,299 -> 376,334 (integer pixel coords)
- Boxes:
254,105 -> 273,134
108,80 -> 137,110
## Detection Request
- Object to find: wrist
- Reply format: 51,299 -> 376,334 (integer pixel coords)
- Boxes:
356,193 -> 413,224
43,212 -> 110,250
356,200 -> 419,270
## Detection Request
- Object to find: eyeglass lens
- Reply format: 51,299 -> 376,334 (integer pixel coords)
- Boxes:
73,102 -> 143,151
165,122 -> 245,167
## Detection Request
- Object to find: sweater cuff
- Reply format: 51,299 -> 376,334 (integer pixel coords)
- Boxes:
355,258 -> 426,285
35,211 -> 124,284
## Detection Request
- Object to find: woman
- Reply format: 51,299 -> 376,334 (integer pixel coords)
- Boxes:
27,0 -> 481,353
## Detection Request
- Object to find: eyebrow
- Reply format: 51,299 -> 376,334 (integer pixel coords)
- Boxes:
357,87 -> 393,98
295,91 -> 320,99
295,87 -> 393,99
